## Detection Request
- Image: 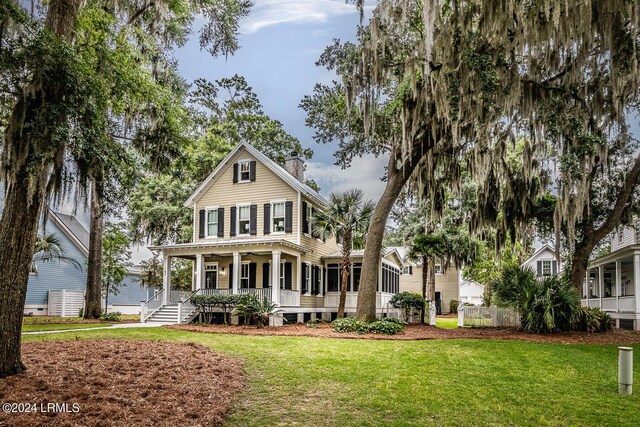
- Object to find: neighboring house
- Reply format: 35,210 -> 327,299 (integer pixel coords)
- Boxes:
520,244 -> 561,277
0,182 -> 148,316
459,279 -> 485,306
145,142 -> 403,325
584,223 -> 640,330
394,246 -> 460,314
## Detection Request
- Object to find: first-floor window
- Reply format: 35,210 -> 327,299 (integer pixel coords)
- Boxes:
352,263 -> 362,292
280,262 -> 286,289
327,264 -> 340,292
381,263 -> 400,293
238,205 -> 250,235
272,202 -> 285,232
302,263 -> 311,294
206,209 -> 218,237
241,263 -> 250,288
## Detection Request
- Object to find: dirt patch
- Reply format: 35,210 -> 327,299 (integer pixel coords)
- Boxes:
0,340 -> 244,426
167,323 -> 640,345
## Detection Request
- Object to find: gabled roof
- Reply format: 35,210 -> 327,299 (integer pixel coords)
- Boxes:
520,244 -> 557,267
49,211 -> 90,257
184,142 -> 329,208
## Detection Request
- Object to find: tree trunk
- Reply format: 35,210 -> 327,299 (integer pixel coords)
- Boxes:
355,155 -> 414,322
420,255 -> 428,324
85,179 -> 104,319
338,230 -> 352,318
427,257 -> 436,302
0,178 -> 47,377
0,0 -> 82,377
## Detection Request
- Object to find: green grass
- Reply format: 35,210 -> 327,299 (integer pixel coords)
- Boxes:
21,323 -> 113,332
435,317 -> 459,329
22,328 -> 640,426
22,315 -> 139,324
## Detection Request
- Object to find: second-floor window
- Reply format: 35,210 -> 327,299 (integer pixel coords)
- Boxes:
239,160 -> 251,182
434,264 -> 442,275
636,222 -> 640,243
618,229 -> 624,244
238,205 -> 250,235
542,260 -> 552,276
206,209 -> 218,237
272,202 -> 285,232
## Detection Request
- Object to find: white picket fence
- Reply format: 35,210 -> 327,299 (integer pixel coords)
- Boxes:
458,305 -> 520,328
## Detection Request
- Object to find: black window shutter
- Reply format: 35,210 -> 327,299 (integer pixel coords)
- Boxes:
229,263 -> 233,288
552,260 -> 557,275
198,209 -> 206,238
249,204 -> 257,235
302,201 -> 309,234
263,263 -> 270,288
249,160 -> 257,182
230,207 -> 237,236
233,163 -> 238,183
284,262 -> 292,290
249,263 -> 257,288
537,260 -> 542,276
311,207 -> 316,237
284,201 -> 293,233
301,263 -> 307,294
263,203 -> 271,234
217,208 -> 224,237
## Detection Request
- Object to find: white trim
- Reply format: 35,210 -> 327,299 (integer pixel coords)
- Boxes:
48,211 -> 89,257
520,244 -> 556,268
297,191 -> 301,245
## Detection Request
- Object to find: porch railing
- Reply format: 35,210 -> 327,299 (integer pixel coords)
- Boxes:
280,289 -> 300,307
239,288 -> 272,301
140,289 -> 164,322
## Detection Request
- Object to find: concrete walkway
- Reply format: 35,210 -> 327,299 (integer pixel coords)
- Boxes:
22,322 -> 168,335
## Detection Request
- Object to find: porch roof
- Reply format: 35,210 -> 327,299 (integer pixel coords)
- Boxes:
588,244 -> 640,268
148,238 -> 311,254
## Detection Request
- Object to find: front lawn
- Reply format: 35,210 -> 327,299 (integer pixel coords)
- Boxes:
21,328 -> 640,426
435,316 -> 458,329
21,323 -> 113,332
22,314 -> 139,324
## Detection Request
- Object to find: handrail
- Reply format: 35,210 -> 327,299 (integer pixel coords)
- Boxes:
180,288 -> 200,304
143,288 -> 164,305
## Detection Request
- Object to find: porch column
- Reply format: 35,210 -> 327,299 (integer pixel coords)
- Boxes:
232,252 -> 241,294
616,261 -> 622,312
196,253 -> 205,291
598,265 -> 604,307
163,255 -> 171,305
271,251 -> 281,305
634,254 -> 640,315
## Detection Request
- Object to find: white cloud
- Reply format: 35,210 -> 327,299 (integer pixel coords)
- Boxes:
305,154 -> 388,202
241,0 -> 372,34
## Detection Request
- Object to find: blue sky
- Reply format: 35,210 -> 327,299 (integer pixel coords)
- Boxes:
175,0 -> 388,201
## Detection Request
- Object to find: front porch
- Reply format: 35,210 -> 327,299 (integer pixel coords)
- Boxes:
142,239 -> 309,324
582,250 -> 640,329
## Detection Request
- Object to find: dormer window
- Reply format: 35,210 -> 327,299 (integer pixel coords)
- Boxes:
239,160 -> 251,182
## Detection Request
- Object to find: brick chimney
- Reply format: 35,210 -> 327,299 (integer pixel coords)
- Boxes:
285,151 -> 304,182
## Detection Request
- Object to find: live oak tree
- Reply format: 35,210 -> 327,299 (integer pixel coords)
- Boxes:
305,0 -> 640,321
0,0 -> 250,377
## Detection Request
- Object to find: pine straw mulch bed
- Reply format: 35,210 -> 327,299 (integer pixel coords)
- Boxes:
167,323 -> 640,345
0,340 -> 244,427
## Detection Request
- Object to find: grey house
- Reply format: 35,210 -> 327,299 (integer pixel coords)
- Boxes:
0,183 -> 150,316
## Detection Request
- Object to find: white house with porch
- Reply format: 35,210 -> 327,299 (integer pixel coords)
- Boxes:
583,224 -> 640,330
141,142 -> 402,325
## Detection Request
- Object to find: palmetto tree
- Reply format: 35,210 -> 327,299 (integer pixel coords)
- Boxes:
33,233 -> 82,270
313,189 -> 375,318
408,229 -> 479,323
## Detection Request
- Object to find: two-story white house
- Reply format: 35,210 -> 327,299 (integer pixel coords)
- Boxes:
142,142 -> 402,325
583,224 -> 640,330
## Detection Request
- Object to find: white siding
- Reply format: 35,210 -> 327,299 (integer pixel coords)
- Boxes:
611,226 -> 638,252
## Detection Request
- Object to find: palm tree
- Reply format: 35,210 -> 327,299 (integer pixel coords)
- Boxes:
33,233 -> 82,270
407,233 -> 445,324
313,189 -> 375,318
408,228 -> 479,323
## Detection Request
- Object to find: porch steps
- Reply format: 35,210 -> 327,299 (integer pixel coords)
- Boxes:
145,304 -> 197,324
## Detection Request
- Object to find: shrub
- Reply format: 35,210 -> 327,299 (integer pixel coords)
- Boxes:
368,319 -> 404,335
233,295 -> 282,328
572,307 -> 614,333
390,292 -> 425,322
331,317 -> 404,335
78,308 -> 84,318
331,317 -> 370,334
449,299 -> 459,314
190,294 -> 244,324
492,266 -> 580,333
378,316 -> 404,325
306,318 -> 325,328
100,312 -> 121,322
